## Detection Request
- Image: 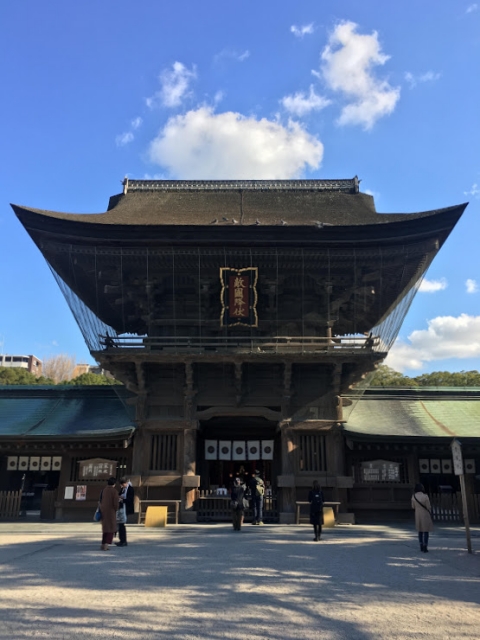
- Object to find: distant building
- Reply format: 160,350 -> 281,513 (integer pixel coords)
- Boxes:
71,364 -> 90,378
0,355 -> 42,376
72,363 -> 113,379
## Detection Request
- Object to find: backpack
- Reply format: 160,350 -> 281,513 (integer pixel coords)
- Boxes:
311,491 -> 323,513
255,479 -> 265,497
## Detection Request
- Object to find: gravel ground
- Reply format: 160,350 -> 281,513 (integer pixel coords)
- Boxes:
0,522 -> 479,640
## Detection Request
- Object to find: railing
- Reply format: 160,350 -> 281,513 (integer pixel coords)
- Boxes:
430,492 -> 462,523
98,335 -> 382,355
0,490 -> 22,519
196,490 -> 278,523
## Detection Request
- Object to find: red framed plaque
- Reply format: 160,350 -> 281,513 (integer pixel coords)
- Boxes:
220,267 -> 258,327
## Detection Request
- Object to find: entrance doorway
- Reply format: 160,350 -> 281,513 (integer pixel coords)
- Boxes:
196,417 -> 280,522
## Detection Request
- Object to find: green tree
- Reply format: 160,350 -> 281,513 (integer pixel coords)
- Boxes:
414,370 -> 480,387
369,365 -> 418,387
67,372 -> 121,386
0,367 -> 54,385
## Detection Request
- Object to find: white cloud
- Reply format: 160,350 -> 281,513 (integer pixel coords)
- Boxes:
405,70 -> 441,89
466,4 -> 478,13
131,117 -> 143,130
291,23 -> 315,38
464,183 -> 480,198
418,277 -> 448,293
280,85 -> 331,117
466,279 -> 479,293
146,62 -> 197,109
385,314 -> 480,371
115,132 -> 134,147
214,49 -> 250,64
148,106 -> 324,179
320,21 -> 400,130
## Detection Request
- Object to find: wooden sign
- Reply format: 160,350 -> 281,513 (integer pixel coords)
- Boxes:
361,460 -> 400,482
78,458 -> 117,479
220,268 -> 258,327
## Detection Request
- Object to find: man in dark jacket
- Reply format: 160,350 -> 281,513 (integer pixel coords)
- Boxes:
250,470 -> 265,525
116,476 -> 134,547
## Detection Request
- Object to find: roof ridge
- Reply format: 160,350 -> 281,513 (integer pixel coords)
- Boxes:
123,177 -> 360,194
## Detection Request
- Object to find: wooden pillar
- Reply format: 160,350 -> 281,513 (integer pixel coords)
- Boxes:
279,425 -> 296,524
181,426 -> 199,523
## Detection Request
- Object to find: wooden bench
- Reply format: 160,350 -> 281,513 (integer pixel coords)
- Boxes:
295,501 -> 341,526
137,500 -> 181,525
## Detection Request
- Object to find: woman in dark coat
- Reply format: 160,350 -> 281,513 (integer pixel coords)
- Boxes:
412,483 -> 433,552
308,481 -> 324,541
231,477 -> 247,531
116,476 -> 134,547
99,477 -> 119,550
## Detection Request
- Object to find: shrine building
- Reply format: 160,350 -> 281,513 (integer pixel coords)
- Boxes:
11,178 -> 467,523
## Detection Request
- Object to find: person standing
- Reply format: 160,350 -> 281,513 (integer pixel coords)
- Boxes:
99,477 -> 119,551
250,470 -> 265,525
116,477 -> 134,547
231,477 -> 247,531
412,483 -> 433,552
308,481 -> 324,541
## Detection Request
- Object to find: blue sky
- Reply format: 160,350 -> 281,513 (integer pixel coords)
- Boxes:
0,0 -> 479,375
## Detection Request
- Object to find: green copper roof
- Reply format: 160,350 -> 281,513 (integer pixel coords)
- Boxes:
344,388 -> 480,440
0,386 -> 135,439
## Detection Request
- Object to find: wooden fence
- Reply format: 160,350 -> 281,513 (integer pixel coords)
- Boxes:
430,492 -> 462,523
40,490 -> 57,520
0,490 -> 22,519
196,490 -> 278,523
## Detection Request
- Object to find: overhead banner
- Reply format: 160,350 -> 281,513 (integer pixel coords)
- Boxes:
419,459 -> 429,474
220,267 -> 258,327
441,459 -> 453,474
233,441 -> 246,461
218,441 -> 232,461
262,440 -> 274,460
247,441 -> 260,460
205,440 -> 218,460
465,459 -> 476,474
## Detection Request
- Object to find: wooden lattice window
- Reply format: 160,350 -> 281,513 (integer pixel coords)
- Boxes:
150,434 -> 178,471
297,434 -> 326,472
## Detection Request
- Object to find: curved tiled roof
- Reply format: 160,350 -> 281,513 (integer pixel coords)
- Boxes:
11,179 -> 468,229
0,386 -> 135,439
344,388 -> 480,440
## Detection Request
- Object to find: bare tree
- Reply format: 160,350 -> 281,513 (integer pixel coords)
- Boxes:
42,354 -> 76,383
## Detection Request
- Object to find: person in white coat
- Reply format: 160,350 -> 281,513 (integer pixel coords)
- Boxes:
412,483 -> 433,552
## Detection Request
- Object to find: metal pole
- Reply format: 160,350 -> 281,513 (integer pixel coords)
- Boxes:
459,473 -> 472,554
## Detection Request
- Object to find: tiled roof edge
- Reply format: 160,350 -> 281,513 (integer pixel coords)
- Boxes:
123,177 -> 360,193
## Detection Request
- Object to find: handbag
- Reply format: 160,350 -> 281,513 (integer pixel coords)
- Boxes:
94,488 -> 104,522
116,504 -> 127,524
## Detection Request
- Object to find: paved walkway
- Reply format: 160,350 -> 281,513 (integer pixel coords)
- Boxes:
0,522 -> 479,640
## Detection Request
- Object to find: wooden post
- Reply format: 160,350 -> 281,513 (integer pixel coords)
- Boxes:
451,438 -> 472,554
279,426 -> 296,523
182,428 -> 198,521
459,474 -> 473,554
